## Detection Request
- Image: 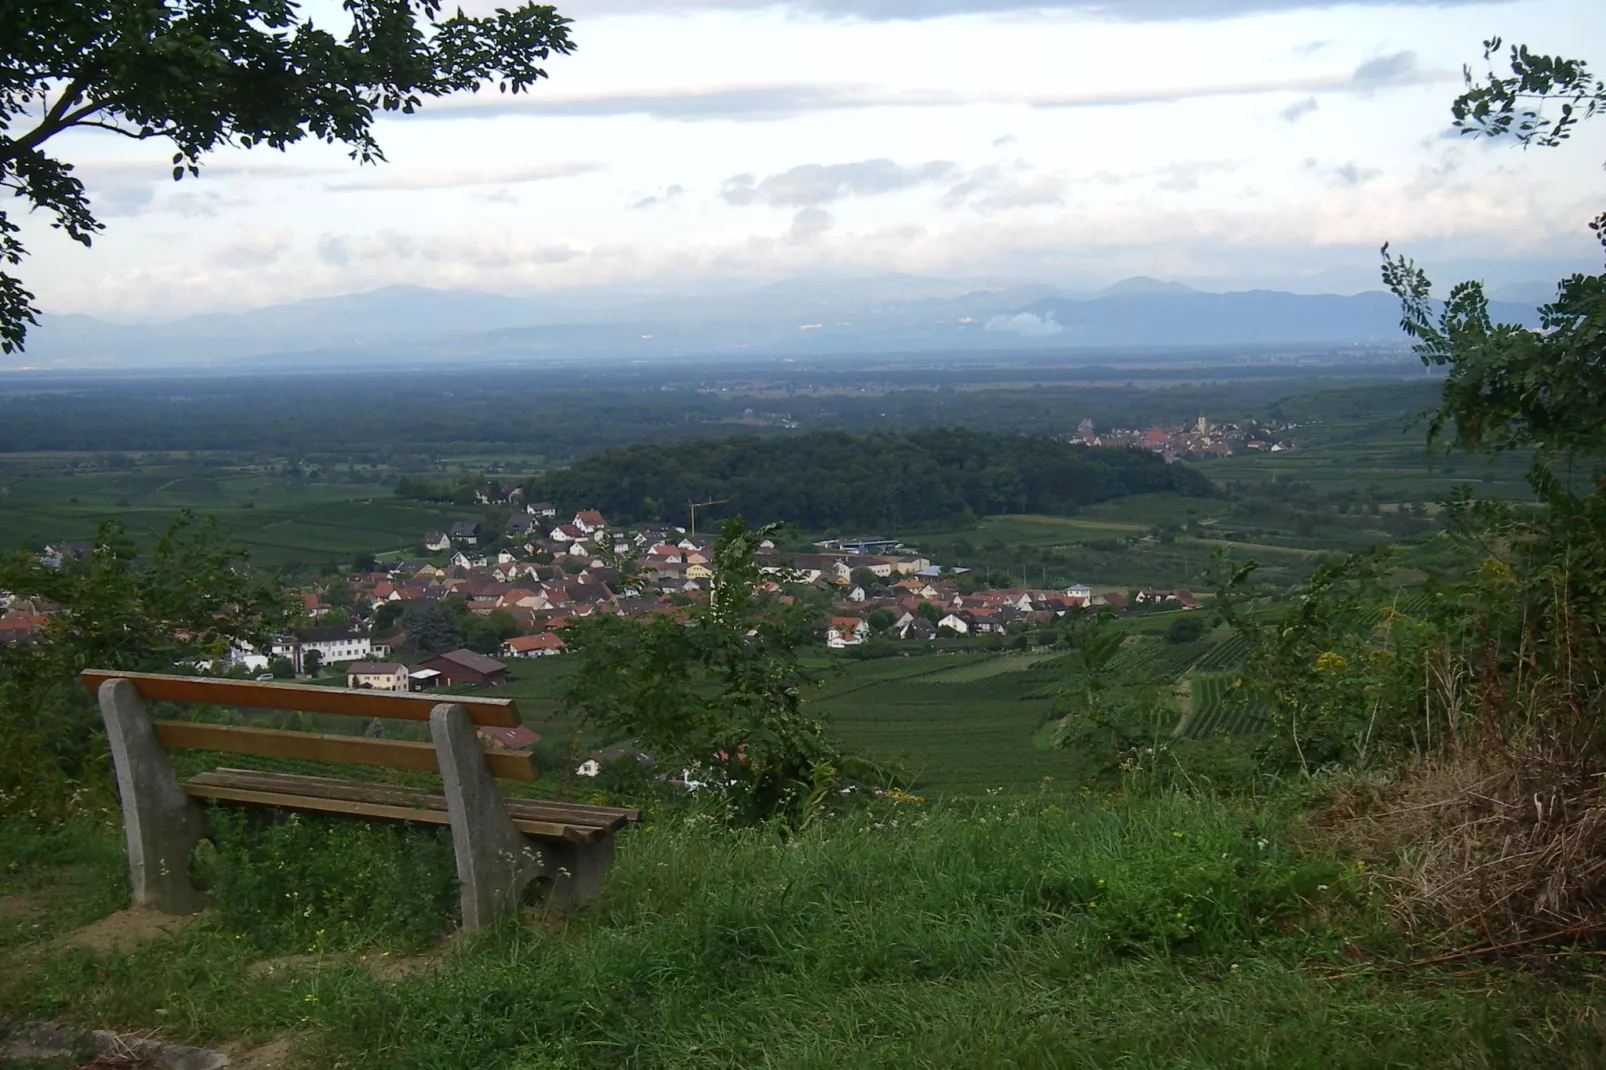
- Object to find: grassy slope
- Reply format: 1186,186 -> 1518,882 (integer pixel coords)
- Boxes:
4,796 -> 1602,1069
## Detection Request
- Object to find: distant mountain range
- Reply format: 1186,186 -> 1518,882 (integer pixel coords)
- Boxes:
10,274 -> 1544,370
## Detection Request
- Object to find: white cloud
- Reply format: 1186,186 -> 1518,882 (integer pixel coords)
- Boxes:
984,311 -> 1062,336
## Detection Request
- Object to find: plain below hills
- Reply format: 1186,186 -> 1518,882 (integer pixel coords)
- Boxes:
12,273 -> 1544,369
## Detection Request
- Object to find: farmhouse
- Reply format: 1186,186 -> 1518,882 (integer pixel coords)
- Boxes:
416,647 -> 509,687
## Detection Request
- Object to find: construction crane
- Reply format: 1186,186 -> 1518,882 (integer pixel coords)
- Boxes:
688,498 -> 728,537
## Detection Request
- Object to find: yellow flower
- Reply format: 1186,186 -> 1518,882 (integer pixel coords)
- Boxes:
1315,651 -> 1348,672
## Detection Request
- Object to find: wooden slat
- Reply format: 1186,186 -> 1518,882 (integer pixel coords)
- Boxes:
196,768 -> 635,828
186,783 -> 455,827
189,769 -> 605,842
154,721 -> 538,781
81,670 -> 519,727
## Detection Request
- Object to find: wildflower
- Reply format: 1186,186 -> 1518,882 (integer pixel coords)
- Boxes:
1315,651 -> 1348,672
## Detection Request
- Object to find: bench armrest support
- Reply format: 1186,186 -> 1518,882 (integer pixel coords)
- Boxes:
430,703 -> 546,929
98,678 -> 209,914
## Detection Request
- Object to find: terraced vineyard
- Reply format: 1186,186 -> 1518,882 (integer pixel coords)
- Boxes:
1108,639 -> 1211,683
1182,672 -> 1269,740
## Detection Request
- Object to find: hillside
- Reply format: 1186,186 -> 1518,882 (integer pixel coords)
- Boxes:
520,428 -> 1215,530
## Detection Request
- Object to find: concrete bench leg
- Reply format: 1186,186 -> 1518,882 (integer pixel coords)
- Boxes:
429,703 -> 545,930
97,678 -> 209,914
544,836 -> 616,910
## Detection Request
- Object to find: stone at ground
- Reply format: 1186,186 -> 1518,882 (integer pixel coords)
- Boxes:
1,1021 -> 229,1069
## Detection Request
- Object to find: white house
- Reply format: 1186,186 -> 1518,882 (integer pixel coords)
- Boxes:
937,613 -> 971,635
826,616 -> 871,648
273,626 -> 375,673
423,531 -> 450,552
346,661 -> 409,690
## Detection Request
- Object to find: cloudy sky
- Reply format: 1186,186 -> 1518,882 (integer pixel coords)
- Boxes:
16,0 -> 1606,320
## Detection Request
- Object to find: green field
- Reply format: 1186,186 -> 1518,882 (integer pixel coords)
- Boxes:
0,458 -> 475,568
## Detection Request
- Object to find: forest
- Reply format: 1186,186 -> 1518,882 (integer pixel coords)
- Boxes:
513,427 -> 1215,530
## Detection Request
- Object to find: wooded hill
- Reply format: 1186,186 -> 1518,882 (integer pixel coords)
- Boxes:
522,428 -> 1214,530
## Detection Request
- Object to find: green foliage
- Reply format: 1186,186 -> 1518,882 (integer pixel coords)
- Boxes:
372,600 -> 403,633
528,428 -> 1214,531
199,810 -> 459,953
0,0 -> 574,351
1166,614 -> 1206,645
463,608 -> 520,655
563,518 -> 838,823
866,607 -> 895,632
1453,38 -> 1604,153
401,599 -> 464,656
0,512 -> 291,823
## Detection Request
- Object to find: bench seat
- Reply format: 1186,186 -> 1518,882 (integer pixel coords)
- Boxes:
186,768 -> 638,844
87,669 -> 639,929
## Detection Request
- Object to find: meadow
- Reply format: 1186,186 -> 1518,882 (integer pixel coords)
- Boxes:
5,790 -> 1603,1069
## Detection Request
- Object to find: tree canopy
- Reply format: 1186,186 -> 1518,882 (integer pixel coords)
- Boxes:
523,428 -> 1214,532
0,0 -> 574,352
1383,39 -> 1604,464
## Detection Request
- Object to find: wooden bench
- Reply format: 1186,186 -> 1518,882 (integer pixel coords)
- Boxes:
83,670 -> 638,930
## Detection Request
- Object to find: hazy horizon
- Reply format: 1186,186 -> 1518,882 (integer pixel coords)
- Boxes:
10,0 -> 1603,325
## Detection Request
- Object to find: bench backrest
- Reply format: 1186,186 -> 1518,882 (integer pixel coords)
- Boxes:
80,669 -> 537,781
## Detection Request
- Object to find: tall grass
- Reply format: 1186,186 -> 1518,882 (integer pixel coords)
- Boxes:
8,792 -> 1603,1068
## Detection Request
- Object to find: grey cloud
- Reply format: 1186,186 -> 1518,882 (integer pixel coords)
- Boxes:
473,188 -> 521,204
1154,160 -> 1238,193
631,184 -> 686,210
561,0 -> 1497,22
1279,97 -> 1318,123
412,84 -> 960,123
407,57 -> 1447,128
327,161 -> 599,192
992,134 -> 1018,148
316,229 -> 580,269
1351,51 -> 1419,88
788,207 -> 835,242
211,233 -> 290,269
943,165 -> 1064,210
95,184 -> 158,218
724,159 -> 957,206
1332,162 -> 1381,187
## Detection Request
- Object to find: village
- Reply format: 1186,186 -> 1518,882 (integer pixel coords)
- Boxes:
0,502 -> 1205,681
1071,414 -> 1295,461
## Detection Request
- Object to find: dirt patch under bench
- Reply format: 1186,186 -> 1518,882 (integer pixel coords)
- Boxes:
63,908 -> 199,954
